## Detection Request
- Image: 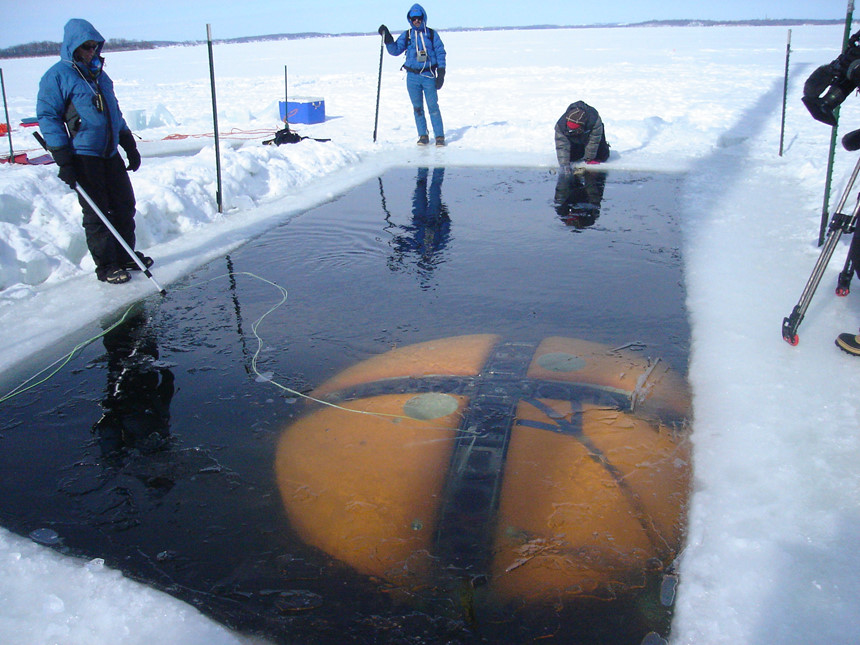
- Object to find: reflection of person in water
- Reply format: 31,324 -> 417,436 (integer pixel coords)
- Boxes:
388,166 -> 451,286
92,304 -> 174,458
553,168 -> 606,229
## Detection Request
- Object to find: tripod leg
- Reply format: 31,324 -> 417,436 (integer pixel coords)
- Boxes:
837,227 -> 860,296
783,163 -> 860,346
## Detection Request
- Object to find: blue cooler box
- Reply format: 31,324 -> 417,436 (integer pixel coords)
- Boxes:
279,98 -> 325,124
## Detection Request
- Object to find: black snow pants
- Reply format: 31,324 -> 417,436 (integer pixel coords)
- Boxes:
75,153 -> 137,279
568,133 -> 611,163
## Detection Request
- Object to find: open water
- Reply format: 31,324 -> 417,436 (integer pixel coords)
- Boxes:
0,166 -> 690,644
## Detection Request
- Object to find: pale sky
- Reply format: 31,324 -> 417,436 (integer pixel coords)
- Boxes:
0,0 -> 851,48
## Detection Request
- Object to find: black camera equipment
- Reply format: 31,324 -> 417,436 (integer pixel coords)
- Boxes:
802,30 -> 860,126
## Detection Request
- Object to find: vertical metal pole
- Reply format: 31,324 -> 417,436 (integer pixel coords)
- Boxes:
373,37 -> 384,142
284,65 -> 290,129
206,24 -> 223,214
779,29 -> 792,156
819,0 -> 855,245
1,69 -> 14,161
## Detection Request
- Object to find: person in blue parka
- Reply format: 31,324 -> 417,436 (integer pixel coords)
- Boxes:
37,18 -> 149,285
378,4 -> 447,146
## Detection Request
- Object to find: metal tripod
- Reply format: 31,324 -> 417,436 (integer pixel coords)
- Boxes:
782,154 -> 860,345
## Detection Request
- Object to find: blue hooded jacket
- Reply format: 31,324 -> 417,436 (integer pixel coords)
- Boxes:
36,18 -> 129,157
385,4 -> 446,76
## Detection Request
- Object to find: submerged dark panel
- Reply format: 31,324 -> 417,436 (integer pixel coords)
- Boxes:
0,167 -> 690,644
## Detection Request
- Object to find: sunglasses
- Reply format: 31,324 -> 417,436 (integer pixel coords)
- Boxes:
410,15 -> 423,22
80,42 -> 98,51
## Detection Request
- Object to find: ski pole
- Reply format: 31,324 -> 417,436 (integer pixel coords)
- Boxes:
782,150 -> 860,345
373,35 -> 384,142
33,132 -> 167,295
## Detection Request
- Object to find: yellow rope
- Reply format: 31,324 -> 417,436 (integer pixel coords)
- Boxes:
1,272 -> 425,424
0,305 -> 135,404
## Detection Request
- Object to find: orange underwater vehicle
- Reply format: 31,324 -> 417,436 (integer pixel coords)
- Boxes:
275,334 -> 691,609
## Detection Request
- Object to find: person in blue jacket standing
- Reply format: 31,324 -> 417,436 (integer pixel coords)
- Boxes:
378,4 -> 447,146
37,18 -> 149,285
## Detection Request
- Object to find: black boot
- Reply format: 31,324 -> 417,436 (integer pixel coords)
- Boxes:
835,332 -> 860,356
123,251 -> 154,271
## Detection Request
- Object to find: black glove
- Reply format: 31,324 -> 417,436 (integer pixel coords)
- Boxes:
378,24 -> 393,45
118,129 -> 141,172
435,68 -> 445,90
51,146 -> 77,189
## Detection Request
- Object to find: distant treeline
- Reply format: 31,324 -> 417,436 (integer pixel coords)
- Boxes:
0,32 -> 333,59
0,19 -> 843,59
0,38 -> 165,59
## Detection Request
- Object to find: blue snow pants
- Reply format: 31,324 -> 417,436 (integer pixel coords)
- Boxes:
406,72 -> 444,139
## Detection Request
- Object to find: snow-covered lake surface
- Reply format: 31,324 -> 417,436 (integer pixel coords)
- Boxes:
1,23 -> 859,644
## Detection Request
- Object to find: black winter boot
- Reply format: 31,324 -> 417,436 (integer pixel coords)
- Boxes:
835,332 -> 860,356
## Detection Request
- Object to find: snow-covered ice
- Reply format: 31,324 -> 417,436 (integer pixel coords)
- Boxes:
1,24 -> 859,644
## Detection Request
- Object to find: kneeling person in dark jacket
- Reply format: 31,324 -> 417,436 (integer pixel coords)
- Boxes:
554,101 -> 610,169
37,18 -> 150,285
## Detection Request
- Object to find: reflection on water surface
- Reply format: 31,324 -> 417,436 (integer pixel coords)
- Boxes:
0,167 -> 690,644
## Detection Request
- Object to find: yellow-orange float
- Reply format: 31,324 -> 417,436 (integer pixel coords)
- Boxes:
275,334 -> 691,605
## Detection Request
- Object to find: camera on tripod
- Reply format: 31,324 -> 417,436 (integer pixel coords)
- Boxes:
803,31 -> 860,127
